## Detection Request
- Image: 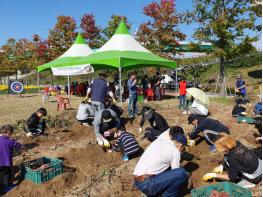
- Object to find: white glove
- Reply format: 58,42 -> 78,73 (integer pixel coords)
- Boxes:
139,127 -> 143,132
212,165 -> 223,174
97,137 -> 104,146
203,173 -> 217,181
187,139 -> 195,146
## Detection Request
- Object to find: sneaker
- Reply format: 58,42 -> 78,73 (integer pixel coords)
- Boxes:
209,144 -> 217,152
3,184 -> 16,193
182,110 -> 187,115
122,155 -> 129,161
26,132 -> 33,137
237,179 -> 256,188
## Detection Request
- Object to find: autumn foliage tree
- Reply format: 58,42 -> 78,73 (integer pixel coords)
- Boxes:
136,0 -> 186,59
188,0 -> 260,96
80,13 -> 102,49
102,15 -> 131,42
0,38 -> 18,77
47,16 -> 77,60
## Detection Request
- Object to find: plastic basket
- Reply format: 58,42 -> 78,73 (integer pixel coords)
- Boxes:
191,182 -> 252,197
236,116 -> 255,124
21,157 -> 63,184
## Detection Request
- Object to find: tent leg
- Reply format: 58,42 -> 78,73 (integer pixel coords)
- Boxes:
37,72 -> 40,95
67,75 -> 70,99
119,67 -> 122,107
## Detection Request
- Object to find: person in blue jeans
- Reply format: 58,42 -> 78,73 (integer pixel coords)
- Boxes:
127,72 -> 138,118
133,129 -> 188,197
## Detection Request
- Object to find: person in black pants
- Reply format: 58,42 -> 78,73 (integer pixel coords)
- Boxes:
24,108 -> 47,137
203,134 -> 261,188
187,114 -> 230,151
139,106 -> 169,142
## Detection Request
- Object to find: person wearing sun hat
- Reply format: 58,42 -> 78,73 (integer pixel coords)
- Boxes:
133,129 -> 188,196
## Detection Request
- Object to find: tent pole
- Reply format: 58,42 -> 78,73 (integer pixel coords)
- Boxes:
67,75 -> 70,98
119,67 -> 122,107
37,72 -> 40,95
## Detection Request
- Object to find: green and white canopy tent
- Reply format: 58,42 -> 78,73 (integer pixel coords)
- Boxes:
75,20 -> 176,70
74,20 -> 176,103
37,33 -> 94,96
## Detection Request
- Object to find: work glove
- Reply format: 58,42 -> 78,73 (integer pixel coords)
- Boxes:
187,139 -> 195,146
97,137 -> 104,146
212,165 -> 223,174
203,173 -> 217,181
112,99 -> 117,104
103,139 -> 111,148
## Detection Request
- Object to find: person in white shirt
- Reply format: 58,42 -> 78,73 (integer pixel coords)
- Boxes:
76,100 -> 95,126
189,99 -> 208,116
133,129 -> 188,197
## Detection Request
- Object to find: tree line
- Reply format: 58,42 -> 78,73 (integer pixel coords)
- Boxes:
0,0 -> 261,95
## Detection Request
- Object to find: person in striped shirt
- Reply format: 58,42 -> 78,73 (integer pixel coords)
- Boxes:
112,130 -> 142,161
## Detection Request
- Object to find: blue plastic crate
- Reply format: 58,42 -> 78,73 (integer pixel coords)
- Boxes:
191,182 -> 252,197
21,157 -> 63,184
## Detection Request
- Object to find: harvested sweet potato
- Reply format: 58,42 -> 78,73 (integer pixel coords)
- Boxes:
209,190 -> 230,197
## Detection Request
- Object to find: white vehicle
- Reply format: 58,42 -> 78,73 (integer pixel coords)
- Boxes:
161,74 -> 174,84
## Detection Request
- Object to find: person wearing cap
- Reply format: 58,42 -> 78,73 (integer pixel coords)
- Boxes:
139,106 -> 169,142
86,73 -> 116,112
235,75 -> 246,98
93,109 -> 122,147
133,129 -> 188,196
127,72 -> 138,118
187,114 -> 230,151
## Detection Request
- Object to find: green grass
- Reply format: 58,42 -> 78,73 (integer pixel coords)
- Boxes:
210,97 -> 234,105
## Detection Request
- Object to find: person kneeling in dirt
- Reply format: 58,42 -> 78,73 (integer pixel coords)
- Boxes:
133,129 -> 188,196
187,114 -> 229,152
76,100 -> 95,126
105,99 -> 123,118
232,98 -> 249,117
112,130 -> 143,161
139,106 -> 169,142
203,133 -> 262,188
0,125 -> 26,193
93,109 -> 122,147
24,108 -> 47,137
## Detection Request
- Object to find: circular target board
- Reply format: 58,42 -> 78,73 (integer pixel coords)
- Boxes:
10,81 -> 24,93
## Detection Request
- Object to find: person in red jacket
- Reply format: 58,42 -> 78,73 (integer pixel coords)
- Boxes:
179,78 -> 187,109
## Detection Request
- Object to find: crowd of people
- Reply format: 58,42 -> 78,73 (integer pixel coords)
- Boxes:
0,72 -> 262,196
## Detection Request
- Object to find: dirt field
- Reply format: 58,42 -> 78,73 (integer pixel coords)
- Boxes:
0,93 -> 261,197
